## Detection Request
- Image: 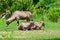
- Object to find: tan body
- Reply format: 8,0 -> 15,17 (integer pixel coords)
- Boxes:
33,21 -> 45,30
18,21 -> 45,30
18,21 -> 34,30
6,11 -> 33,26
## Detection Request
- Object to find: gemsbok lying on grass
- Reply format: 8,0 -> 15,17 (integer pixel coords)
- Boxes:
18,21 -> 34,30
18,21 -> 45,30
6,11 -> 33,27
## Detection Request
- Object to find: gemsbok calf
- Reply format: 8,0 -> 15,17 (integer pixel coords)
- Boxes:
33,21 -> 45,30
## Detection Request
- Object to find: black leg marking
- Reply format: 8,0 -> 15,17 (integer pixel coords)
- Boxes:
17,20 -> 19,26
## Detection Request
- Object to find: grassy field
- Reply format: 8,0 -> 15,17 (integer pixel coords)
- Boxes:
0,18 -> 60,40
0,17 -> 60,31
0,30 -> 60,40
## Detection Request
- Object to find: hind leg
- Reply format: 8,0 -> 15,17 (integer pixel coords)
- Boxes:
30,17 -> 34,21
26,17 -> 31,22
23,27 -> 27,31
30,15 -> 34,21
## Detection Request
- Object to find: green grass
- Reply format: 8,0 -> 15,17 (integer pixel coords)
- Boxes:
0,31 -> 60,40
0,18 -> 26,31
0,38 -> 60,40
0,17 -> 60,31
0,18 -> 60,40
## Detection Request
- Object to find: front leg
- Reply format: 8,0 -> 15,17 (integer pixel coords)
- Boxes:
15,17 -> 19,26
26,17 -> 30,22
16,19 -> 19,26
17,20 -> 19,26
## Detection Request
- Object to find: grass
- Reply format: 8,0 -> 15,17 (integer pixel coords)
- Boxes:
0,31 -> 60,40
0,18 -> 60,40
0,38 -> 60,40
0,17 -> 60,31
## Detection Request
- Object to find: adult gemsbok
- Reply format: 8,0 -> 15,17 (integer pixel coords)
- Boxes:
6,10 -> 33,27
